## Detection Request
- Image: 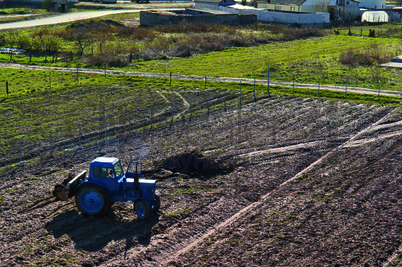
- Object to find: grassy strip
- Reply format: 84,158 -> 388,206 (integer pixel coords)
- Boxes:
1,33 -> 401,91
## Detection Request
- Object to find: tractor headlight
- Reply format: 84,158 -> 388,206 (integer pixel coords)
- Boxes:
149,189 -> 154,197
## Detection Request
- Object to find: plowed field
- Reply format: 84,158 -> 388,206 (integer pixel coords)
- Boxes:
1,93 -> 402,266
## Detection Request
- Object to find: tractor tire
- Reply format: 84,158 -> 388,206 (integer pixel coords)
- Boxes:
152,194 -> 161,212
75,184 -> 110,216
135,200 -> 150,220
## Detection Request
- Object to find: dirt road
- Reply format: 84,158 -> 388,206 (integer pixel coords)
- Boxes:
0,4 -> 191,30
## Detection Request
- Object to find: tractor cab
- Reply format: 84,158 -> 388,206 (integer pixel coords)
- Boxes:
88,157 -> 123,195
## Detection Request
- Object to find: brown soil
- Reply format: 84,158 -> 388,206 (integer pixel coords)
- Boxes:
1,95 -> 402,266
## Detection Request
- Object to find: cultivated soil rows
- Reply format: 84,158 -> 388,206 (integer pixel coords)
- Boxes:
1,94 -> 401,266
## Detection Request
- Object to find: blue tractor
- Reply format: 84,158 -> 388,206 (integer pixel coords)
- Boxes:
53,157 -> 160,220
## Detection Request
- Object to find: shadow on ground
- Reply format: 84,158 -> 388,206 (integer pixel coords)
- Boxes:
45,206 -> 159,252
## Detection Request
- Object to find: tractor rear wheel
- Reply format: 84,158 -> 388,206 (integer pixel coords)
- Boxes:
75,184 -> 110,216
135,200 -> 150,220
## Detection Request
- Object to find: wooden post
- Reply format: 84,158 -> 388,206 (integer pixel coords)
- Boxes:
129,110 -> 131,134
6,81 -> 9,97
19,138 -> 22,163
239,81 -> 242,109
150,105 -> 154,135
318,77 -> 320,98
224,84 -> 227,112
190,94 -> 193,121
207,90 -> 210,117
292,74 -> 295,95
378,81 -> 381,102
50,130 -> 53,155
171,99 -> 174,127
345,79 -> 348,99
253,75 -> 256,102
267,69 -> 270,97
105,116 -> 107,141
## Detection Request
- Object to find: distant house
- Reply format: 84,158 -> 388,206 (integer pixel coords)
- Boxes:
256,0 -> 360,21
194,0 -> 237,10
358,0 -> 385,9
0,0 -> 77,10
192,0 -> 330,26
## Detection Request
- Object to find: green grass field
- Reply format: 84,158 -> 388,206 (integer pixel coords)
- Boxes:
1,20 -> 402,156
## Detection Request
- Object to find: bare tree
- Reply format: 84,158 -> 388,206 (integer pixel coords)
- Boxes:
313,0 -> 331,12
66,29 -> 96,58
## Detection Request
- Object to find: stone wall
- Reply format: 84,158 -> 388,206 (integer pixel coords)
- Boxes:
140,9 -> 257,26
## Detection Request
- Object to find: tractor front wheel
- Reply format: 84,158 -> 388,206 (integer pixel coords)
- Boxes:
135,200 -> 150,220
75,184 -> 110,216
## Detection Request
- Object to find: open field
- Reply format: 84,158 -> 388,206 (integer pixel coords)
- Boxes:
2,18 -> 402,90
1,89 -> 402,265
1,12 -> 402,266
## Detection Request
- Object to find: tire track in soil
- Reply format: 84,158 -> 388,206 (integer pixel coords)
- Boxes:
158,108 -> 396,266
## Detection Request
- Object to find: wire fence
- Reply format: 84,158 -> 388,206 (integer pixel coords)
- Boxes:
0,82 -> 260,167
1,68 -> 402,168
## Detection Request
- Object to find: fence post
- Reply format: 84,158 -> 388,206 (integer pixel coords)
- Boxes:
171,99 -> 174,127
19,138 -> 22,163
79,123 -> 81,147
267,69 -> 270,97
76,67 -> 79,82
224,84 -> 227,112
105,116 -> 107,141
207,90 -> 210,117
6,81 -> 8,97
50,130 -> 53,155
129,110 -> 131,134
292,74 -> 295,95
205,75 -> 207,90
318,77 -> 320,98
253,75 -> 256,102
150,105 -> 154,134
378,81 -> 381,102
190,94 -> 193,121
50,71 -> 52,89
239,81 -> 242,109
104,65 -> 107,78
345,79 -> 348,99
170,72 -> 172,85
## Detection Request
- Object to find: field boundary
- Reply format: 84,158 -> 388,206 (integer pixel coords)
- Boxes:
0,62 -> 401,98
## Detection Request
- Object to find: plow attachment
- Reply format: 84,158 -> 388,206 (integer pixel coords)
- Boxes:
52,170 -> 87,201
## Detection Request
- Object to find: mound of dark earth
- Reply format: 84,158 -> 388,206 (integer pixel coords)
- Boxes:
153,150 -> 235,179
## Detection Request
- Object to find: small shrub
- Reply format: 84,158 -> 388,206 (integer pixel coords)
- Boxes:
84,54 -> 129,67
339,45 -> 394,66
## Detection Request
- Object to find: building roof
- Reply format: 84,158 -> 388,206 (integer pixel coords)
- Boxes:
256,0 -> 307,5
194,0 -> 222,3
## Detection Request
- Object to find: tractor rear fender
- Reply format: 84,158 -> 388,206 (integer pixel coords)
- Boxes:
76,181 -> 108,195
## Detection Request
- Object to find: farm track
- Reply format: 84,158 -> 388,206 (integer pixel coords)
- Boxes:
1,90 -> 402,266
0,62 -> 401,97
